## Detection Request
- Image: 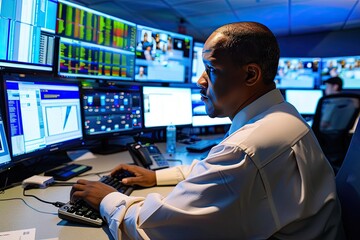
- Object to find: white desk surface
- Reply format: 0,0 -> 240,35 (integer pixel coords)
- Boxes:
0,139 -> 216,240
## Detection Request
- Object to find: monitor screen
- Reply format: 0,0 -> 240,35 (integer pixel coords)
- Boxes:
135,25 -> 193,83
3,74 -> 83,161
321,56 -> 360,89
0,0 -> 57,71
191,89 -> 231,127
276,58 -> 321,89
56,0 -> 136,80
82,84 -> 143,138
285,89 -> 323,115
191,42 -> 205,83
143,86 -> 192,128
0,111 -> 11,168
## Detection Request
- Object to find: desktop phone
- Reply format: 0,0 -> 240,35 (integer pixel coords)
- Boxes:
127,143 -> 169,170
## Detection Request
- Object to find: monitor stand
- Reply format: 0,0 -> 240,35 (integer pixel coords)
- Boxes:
90,136 -> 135,155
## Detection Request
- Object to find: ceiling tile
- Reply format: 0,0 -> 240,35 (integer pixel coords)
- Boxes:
344,1 -> 360,29
230,0 -> 288,9
291,1 -> 356,34
171,0 -> 232,17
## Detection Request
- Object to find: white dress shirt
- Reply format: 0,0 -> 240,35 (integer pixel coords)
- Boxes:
100,89 -> 344,240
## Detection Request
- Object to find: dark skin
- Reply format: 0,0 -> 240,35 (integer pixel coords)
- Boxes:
70,24 -> 276,211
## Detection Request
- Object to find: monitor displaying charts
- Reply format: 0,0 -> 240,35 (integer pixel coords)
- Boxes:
3,74 -> 83,161
56,0 -> 137,80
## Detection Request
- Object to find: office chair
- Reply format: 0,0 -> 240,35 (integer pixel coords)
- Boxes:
335,118 -> 360,239
312,93 -> 360,173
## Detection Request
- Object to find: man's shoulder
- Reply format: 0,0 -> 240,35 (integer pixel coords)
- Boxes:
224,110 -> 310,166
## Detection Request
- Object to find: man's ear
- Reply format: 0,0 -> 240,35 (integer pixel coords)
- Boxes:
245,63 -> 261,86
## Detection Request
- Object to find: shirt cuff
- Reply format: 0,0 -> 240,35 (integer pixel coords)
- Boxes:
100,192 -> 128,223
156,167 -> 185,185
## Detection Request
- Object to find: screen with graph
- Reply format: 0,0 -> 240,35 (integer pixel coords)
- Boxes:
2,73 -> 83,161
55,0 -> 136,80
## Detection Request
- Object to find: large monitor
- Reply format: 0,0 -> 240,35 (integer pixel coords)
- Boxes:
276,58 -> 321,89
56,0 -> 136,80
285,89 -> 323,115
0,0 -> 57,71
321,56 -> 360,89
143,86 -> 192,128
191,89 -> 231,127
191,42 -> 205,83
3,74 -> 83,162
135,25 -> 193,83
82,84 -> 143,138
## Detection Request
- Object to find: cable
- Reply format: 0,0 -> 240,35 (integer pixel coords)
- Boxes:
0,197 -> 57,215
22,188 -> 66,208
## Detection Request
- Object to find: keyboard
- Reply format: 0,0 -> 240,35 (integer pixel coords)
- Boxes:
58,170 -> 135,227
186,139 -> 221,152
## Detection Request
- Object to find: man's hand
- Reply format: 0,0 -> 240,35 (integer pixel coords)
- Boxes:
111,164 -> 156,187
70,180 -> 117,210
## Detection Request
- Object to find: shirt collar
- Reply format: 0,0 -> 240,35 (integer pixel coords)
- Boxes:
228,89 -> 284,135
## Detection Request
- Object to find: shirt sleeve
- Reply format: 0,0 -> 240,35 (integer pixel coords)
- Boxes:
100,144 -> 255,240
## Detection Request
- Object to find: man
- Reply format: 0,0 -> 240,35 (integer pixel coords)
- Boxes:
71,22 -> 344,239
324,76 -> 343,96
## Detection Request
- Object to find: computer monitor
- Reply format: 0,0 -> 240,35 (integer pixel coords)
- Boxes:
0,110 -> 11,170
2,73 -> 83,162
191,42 -> 205,83
276,58 -> 321,89
56,0 -> 136,80
321,56 -> 360,89
82,84 -> 143,138
0,0 -> 57,71
143,86 -> 192,128
191,89 -> 231,127
285,89 -> 323,115
135,25 -> 193,83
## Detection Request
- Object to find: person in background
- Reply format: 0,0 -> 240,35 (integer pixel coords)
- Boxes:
70,22 -> 344,240
324,76 -> 343,95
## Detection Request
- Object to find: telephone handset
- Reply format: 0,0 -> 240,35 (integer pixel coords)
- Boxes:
127,143 -> 169,170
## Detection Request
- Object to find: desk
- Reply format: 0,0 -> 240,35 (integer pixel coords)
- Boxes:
0,141 -> 210,240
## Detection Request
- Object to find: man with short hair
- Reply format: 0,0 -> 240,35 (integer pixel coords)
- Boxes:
71,22 -> 344,240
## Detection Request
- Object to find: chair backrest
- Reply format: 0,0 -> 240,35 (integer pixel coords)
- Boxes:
336,118 -> 360,239
312,93 -> 360,172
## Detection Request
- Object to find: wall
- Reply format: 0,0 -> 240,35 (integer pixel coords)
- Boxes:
277,28 -> 360,57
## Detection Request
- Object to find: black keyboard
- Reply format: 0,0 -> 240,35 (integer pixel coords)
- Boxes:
186,139 -> 221,152
58,170 -> 135,227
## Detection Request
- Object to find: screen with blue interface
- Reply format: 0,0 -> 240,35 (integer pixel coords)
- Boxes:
321,56 -> 360,89
191,42 -> 205,83
0,0 -> 57,71
135,25 -> 193,83
191,89 -> 231,127
0,113 -> 11,167
285,89 -> 323,115
82,85 -> 143,138
275,58 -> 321,89
3,74 -> 83,160
56,0 -> 136,80
143,86 -> 192,128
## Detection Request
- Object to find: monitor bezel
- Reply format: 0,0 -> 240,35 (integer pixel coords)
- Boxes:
1,72 -> 84,163
80,81 -> 144,141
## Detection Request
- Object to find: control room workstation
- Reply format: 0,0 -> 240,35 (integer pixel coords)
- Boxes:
1,0 -> 360,239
